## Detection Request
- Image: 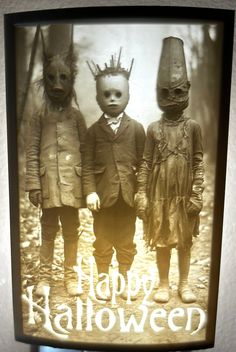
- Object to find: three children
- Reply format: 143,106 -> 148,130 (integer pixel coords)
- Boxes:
26,39 -> 203,304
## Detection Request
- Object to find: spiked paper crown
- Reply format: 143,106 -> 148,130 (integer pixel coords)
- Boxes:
87,47 -> 134,80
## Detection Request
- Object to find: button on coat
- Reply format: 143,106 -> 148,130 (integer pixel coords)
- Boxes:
82,113 -> 146,208
26,104 -> 87,209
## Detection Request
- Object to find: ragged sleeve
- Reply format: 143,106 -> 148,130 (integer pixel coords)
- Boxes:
134,121 -> 146,167
137,122 -> 156,193
191,120 -> 204,197
74,109 -> 87,154
25,110 -> 41,191
82,124 -> 97,196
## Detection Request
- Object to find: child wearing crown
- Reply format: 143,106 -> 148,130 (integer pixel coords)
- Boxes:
136,37 -> 204,304
83,49 -> 146,300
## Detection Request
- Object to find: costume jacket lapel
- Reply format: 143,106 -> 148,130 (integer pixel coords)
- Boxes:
98,114 -> 116,140
98,113 -> 130,141
114,113 -> 130,140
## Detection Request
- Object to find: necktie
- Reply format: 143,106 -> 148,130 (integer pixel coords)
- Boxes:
106,115 -> 122,134
107,117 -> 120,125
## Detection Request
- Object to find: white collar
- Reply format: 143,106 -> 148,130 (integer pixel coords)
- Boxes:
104,112 -> 124,120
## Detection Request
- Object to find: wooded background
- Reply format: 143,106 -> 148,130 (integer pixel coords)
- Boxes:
1,2 -> 235,352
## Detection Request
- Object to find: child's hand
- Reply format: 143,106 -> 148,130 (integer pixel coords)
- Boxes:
137,209 -> 148,222
86,192 -> 100,212
29,190 -> 42,207
187,196 -> 202,216
134,191 -> 148,222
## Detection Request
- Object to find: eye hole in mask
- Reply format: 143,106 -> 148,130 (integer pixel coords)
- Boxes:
60,73 -> 68,81
161,88 -> 169,98
47,73 -> 54,82
174,88 -> 184,96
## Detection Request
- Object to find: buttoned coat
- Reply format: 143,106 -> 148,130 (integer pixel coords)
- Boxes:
25,103 -> 87,209
82,113 -> 146,208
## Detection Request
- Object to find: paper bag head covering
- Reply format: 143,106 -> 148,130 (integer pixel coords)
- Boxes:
157,36 -> 190,113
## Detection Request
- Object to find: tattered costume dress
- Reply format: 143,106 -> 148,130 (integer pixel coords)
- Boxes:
138,114 -> 204,249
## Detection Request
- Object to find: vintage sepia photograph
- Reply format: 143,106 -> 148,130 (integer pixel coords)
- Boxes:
4,6 -> 234,351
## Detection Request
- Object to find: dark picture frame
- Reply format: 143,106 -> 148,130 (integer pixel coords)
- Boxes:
4,5 -> 234,351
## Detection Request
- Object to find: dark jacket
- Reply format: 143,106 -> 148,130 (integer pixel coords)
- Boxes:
25,103 -> 87,209
82,113 -> 146,208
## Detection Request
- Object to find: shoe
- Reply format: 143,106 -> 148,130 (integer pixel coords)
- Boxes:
65,281 -> 82,297
35,281 -> 50,296
95,274 -> 111,301
118,266 -> 138,301
153,286 -> 170,303
96,290 -> 112,301
117,276 -> 137,301
178,285 -> 196,303
120,288 -> 138,301
95,283 -> 112,301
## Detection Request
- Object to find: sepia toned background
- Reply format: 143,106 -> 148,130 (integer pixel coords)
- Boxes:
0,1 -> 236,352
15,20 -> 219,346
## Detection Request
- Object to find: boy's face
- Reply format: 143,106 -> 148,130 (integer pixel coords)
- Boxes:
96,74 -> 129,117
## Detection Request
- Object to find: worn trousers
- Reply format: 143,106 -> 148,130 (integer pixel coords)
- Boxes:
92,195 -> 137,267
41,206 -> 80,241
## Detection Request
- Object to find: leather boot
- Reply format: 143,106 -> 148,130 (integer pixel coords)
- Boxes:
35,239 -> 54,296
64,239 -> 82,297
178,248 -> 196,303
153,248 -> 171,303
95,264 -> 111,301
